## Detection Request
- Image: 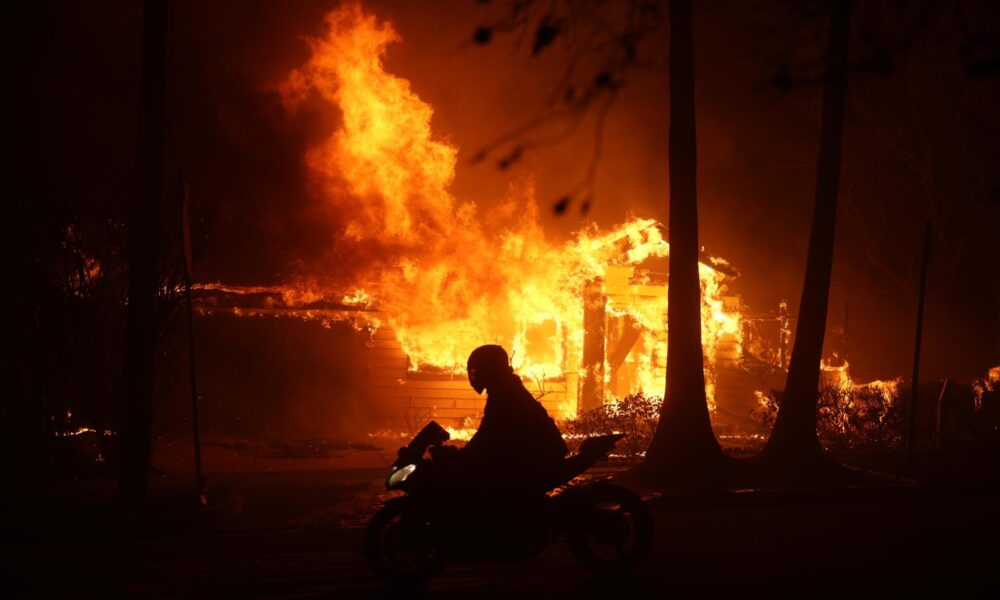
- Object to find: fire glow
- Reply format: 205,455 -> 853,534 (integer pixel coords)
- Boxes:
206,3 -> 746,415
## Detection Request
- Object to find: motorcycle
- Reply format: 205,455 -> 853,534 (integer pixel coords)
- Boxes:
364,421 -> 653,587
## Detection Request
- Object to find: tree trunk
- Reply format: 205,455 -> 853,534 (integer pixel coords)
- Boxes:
118,0 -> 169,509
643,0 -> 722,475
762,0 -> 852,465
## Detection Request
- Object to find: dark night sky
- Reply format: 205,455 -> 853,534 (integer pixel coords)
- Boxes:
8,0 -> 1000,383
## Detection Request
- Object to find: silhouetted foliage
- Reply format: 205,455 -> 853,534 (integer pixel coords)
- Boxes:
4,142 -> 192,483
754,385 -> 905,450
2,177 -> 190,479
532,16 -> 561,55
473,26 -> 492,45
566,393 -> 662,458
972,370 -> 1000,444
2,204 -> 128,476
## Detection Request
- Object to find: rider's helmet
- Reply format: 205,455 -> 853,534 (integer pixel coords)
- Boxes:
466,345 -> 513,395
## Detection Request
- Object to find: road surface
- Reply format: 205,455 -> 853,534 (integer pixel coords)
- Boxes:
17,488 -> 998,598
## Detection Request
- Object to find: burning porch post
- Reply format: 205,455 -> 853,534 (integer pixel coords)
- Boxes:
581,279 -> 606,412
778,299 -> 790,370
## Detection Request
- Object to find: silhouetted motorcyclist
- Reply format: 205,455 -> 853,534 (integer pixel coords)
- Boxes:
456,345 -> 568,491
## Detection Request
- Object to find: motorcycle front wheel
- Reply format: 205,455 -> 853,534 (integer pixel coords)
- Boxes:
364,500 -> 446,588
567,483 -> 653,574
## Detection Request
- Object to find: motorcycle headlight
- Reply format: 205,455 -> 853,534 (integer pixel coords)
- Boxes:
387,463 -> 417,489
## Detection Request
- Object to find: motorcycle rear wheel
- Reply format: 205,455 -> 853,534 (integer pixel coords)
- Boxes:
364,501 -> 446,587
567,483 -> 653,574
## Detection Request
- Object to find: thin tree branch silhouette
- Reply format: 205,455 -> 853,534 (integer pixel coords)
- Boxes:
467,0 -> 663,215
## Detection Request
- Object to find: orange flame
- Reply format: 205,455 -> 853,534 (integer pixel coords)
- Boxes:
273,3 -> 743,414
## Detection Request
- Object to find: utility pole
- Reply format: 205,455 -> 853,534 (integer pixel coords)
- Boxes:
119,0 -> 170,509
181,178 -> 206,506
906,223 -> 933,474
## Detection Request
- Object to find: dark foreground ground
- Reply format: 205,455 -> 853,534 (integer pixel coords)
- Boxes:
8,444 -> 1000,598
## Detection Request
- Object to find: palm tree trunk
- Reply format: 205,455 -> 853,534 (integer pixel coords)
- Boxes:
644,0 -> 722,473
763,0 -> 852,464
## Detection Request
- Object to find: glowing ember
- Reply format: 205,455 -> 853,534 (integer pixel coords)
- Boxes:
820,359 -> 853,389
973,365 -> 1000,410
54,427 -> 114,438
56,427 -> 97,437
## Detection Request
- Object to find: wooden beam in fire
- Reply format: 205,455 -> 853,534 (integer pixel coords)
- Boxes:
189,284 -> 379,314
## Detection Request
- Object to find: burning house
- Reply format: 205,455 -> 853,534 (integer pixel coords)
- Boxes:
177,3 -> 994,448
195,230 -> 768,437
187,3 -> 801,439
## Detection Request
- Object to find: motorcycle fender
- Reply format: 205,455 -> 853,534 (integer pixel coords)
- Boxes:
380,496 -> 414,511
551,480 -> 618,527
378,495 -> 442,525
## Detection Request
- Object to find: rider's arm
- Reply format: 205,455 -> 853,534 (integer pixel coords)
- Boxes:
460,400 -> 498,457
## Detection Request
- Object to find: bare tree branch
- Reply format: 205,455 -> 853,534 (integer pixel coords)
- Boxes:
469,0 -> 664,214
